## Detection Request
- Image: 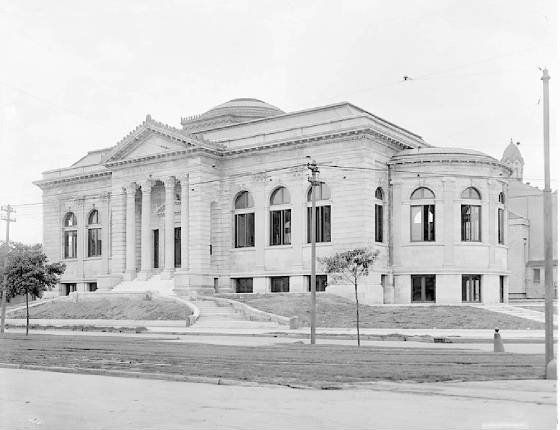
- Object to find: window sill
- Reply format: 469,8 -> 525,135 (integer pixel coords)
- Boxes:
62,258 -> 78,261
84,256 -> 103,261
455,242 -> 489,246
405,242 -> 443,246
266,245 -> 293,249
231,247 -> 256,252
496,244 -> 507,249
303,242 -> 333,247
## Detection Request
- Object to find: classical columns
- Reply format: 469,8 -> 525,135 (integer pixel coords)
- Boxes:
125,182 -> 137,280
162,176 -> 176,278
180,174 -> 190,271
138,179 -> 153,279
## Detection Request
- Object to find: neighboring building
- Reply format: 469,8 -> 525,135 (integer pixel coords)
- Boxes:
35,98 -> 513,304
501,141 -> 558,299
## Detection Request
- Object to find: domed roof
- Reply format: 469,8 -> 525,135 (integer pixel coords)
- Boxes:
200,98 -> 284,120
501,141 -> 524,164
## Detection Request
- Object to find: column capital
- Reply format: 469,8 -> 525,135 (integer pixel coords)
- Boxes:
140,179 -> 153,192
125,182 -> 137,194
179,174 -> 190,187
164,176 -> 176,189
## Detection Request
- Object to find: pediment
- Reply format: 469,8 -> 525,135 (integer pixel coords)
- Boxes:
104,115 -> 205,164
123,133 -> 188,160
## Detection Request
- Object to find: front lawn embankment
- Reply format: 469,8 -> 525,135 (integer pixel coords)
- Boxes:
217,293 -> 545,329
8,296 -> 191,320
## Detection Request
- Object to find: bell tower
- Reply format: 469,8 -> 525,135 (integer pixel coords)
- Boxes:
501,139 -> 524,181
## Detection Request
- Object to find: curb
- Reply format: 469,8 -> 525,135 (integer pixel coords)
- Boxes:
0,363 -> 314,389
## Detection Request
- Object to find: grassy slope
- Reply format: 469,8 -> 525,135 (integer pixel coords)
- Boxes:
218,293 -> 545,329
0,334 -> 545,385
8,297 -> 191,320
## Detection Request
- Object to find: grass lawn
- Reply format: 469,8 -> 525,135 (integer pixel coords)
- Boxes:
8,296 -> 191,320
217,293 -> 545,330
0,333 -> 545,386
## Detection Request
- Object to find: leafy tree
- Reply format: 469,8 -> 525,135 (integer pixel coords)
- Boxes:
4,243 -> 65,335
319,248 -> 378,346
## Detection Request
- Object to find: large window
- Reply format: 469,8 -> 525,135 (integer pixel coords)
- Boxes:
234,191 -> 255,248
375,187 -> 384,243
271,276 -> 290,293
87,209 -> 102,257
63,212 -> 77,259
461,187 -> 481,242
411,275 -> 436,302
307,183 -> 331,243
462,275 -> 481,302
270,187 -> 291,245
498,192 -> 505,244
410,187 -> 435,242
306,275 -> 328,292
235,278 -> 253,293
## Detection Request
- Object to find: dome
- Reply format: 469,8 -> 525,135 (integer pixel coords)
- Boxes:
200,98 -> 284,120
501,141 -> 524,164
182,98 -> 284,132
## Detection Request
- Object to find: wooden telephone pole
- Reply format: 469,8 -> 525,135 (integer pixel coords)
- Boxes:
307,158 -> 320,345
541,69 -> 555,379
1,204 -> 16,333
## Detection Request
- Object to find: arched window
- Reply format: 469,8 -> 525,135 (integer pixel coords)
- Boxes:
307,183 -> 331,243
87,209 -> 102,257
461,187 -> 481,200
234,191 -> 255,248
461,187 -> 481,241
411,187 -> 435,200
63,212 -> 77,259
374,187 -> 384,243
410,187 -> 435,242
498,192 -> 505,244
64,212 -> 77,227
270,187 -> 291,246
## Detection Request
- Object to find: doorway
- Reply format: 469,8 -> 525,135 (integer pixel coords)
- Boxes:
174,227 -> 181,268
153,229 -> 159,269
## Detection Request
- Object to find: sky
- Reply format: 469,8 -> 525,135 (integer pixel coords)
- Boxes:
0,0 -> 558,244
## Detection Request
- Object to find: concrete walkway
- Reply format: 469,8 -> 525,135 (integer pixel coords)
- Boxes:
1,368 -> 556,429
476,304 -> 558,324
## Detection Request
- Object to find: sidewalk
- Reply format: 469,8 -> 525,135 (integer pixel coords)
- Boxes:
5,317 -> 555,340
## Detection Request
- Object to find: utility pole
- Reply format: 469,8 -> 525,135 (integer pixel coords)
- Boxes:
541,68 -> 555,378
307,158 -> 320,345
1,204 -> 16,333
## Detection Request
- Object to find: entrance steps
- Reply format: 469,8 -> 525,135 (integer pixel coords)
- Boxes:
112,274 -> 175,296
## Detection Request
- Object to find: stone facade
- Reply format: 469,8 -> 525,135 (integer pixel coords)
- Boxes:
35,98 -> 514,304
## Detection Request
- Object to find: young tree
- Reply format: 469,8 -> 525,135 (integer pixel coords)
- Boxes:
4,243 -> 65,335
319,248 -> 378,346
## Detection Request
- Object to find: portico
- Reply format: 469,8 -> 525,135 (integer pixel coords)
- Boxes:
122,174 -> 190,282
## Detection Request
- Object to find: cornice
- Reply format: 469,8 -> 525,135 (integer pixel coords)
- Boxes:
34,171 -> 112,189
389,157 -> 512,173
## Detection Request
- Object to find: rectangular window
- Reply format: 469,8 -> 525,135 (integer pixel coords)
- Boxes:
499,276 -> 505,303
64,230 -> 77,259
87,228 -> 102,257
88,282 -> 98,292
461,205 -> 481,241
306,275 -> 328,292
62,283 -> 77,296
462,275 -> 481,302
533,268 -> 541,283
375,204 -> 383,242
270,209 -> 291,245
235,278 -> 253,293
410,205 -> 435,241
498,208 -> 505,244
235,213 -> 255,248
307,206 -> 331,243
153,229 -> 159,269
271,276 -> 290,293
411,275 -> 436,302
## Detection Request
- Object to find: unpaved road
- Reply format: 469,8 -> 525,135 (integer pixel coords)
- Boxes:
0,368 -> 555,430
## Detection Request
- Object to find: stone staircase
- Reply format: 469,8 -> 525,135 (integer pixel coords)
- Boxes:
111,274 -> 175,296
191,298 -> 282,330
